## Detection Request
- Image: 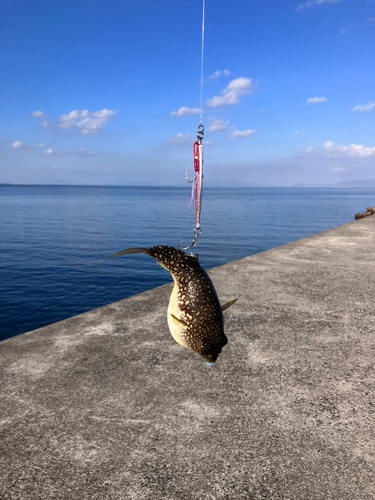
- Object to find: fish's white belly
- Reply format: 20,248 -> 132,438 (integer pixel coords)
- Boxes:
167,281 -> 190,350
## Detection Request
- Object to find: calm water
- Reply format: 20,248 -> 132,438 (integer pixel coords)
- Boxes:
1,185 -> 374,341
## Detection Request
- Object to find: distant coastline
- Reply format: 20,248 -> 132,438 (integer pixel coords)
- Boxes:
3,180 -> 375,189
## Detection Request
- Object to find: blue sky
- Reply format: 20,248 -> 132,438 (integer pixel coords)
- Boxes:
0,0 -> 374,186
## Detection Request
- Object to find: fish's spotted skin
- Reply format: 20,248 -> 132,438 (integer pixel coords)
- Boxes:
109,245 -> 236,363
147,246 -> 227,362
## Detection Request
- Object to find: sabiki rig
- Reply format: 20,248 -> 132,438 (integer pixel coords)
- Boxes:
109,245 -> 237,364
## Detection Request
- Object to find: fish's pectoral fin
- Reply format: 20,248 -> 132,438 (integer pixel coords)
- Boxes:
221,298 -> 238,312
157,261 -> 168,271
170,313 -> 187,326
107,247 -> 149,259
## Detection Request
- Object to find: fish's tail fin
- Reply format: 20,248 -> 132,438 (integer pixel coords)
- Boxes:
108,247 -> 149,259
221,298 -> 238,312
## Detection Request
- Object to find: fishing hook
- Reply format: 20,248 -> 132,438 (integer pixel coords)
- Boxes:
186,170 -> 194,183
178,227 -> 202,256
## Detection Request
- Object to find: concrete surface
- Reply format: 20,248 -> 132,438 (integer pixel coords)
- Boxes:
1,217 -> 375,500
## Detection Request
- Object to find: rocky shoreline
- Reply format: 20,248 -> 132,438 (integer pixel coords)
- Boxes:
355,206 -> 375,219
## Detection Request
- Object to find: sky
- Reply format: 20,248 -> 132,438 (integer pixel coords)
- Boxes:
0,0 -> 374,186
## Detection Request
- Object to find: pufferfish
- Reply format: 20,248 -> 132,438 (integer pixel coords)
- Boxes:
109,245 -> 237,364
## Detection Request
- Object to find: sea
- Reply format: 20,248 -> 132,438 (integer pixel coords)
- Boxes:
1,185 -> 374,342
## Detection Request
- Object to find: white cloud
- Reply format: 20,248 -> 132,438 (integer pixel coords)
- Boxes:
170,107 -> 200,117
353,101 -> 375,112
167,133 -> 192,144
324,140 -> 375,158
44,147 -> 99,156
295,131 -> 307,135
208,119 -> 230,132
207,69 -> 231,81
367,17 -> 375,22
12,141 -> 30,150
296,0 -> 342,11
340,28 -> 349,34
206,77 -> 255,108
307,97 -> 327,104
12,141 -> 44,150
228,129 -> 257,140
303,141 -> 375,158
31,110 -> 49,128
58,109 -> 117,135
207,70 -> 221,80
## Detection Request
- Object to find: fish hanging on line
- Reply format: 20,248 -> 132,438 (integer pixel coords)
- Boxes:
109,245 -> 237,364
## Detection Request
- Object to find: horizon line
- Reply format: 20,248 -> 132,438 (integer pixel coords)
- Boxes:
2,182 -> 375,189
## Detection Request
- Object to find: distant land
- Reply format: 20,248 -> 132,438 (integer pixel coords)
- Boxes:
1,182 -> 273,188
291,180 -> 375,188
2,180 -> 375,188
170,181 -> 274,188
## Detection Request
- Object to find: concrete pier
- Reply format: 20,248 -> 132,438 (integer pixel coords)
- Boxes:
1,217 -> 375,500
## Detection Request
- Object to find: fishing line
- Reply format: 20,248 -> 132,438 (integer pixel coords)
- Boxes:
182,0 -> 206,254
